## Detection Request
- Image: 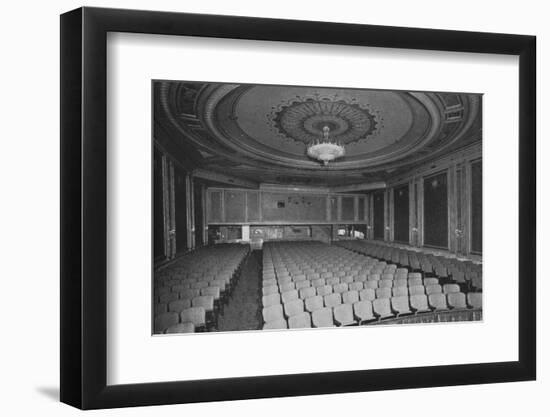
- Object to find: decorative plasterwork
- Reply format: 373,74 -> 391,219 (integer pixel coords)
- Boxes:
156,81 -> 482,187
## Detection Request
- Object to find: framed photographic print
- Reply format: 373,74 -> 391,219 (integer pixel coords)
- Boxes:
60,6 -> 536,410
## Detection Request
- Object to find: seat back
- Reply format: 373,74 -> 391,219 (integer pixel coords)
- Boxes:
192,295 -> 214,311
168,299 -> 191,313
443,284 -> 460,294
467,292 -> 483,309
391,296 -> 411,314
379,280 -> 393,288
324,292 -> 342,308
180,307 -> 206,327
333,283 -> 348,294
305,295 -> 324,313
428,293 -> 448,310
299,286 -> 316,299
165,322 -> 195,334
281,289 -> 299,304
408,277 -> 423,287
312,307 -> 334,328
154,312 -> 179,333
279,282 -> 295,293
159,292 -> 179,304
295,280 -> 311,290
424,278 -> 439,286
409,285 -> 426,296
284,299 -> 305,317
333,304 -> 355,325
348,282 -> 363,292
263,319 -> 288,330
372,298 -> 393,318
365,281 -> 378,289
263,304 -> 284,323
262,293 -> 281,308
288,312 -> 312,329
155,303 -> 167,315
447,292 -> 467,309
317,285 -> 333,297
359,288 -> 376,301
201,286 -> 220,299
353,300 -> 374,321
262,285 -> 279,296
392,287 -> 408,297
375,287 -> 392,299
425,284 -> 442,295
342,290 -> 359,305
409,294 -> 429,312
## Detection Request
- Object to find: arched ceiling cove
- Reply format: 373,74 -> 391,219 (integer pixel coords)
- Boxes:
155,81 -> 481,187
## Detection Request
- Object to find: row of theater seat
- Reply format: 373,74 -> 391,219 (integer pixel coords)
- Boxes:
261,241 -> 482,329
263,292 -> 483,329
153,244 -> 249,333
336,240 -> 482,290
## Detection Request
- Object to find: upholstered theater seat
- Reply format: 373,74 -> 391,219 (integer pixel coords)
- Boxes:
165,322 -> 195,334
409,294 -> 431,313
447,292 -> 467,309
372,298 -> 394,320
391,296 -> 412,316
334,304 -> 356,326
353,300 -> 375,323
154,312 -> 179,333
288,312 -> 312,329
312,308 -> 335,328
467,292 -> 483,309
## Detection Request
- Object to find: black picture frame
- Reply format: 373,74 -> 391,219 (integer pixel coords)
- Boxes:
60,6 -> 536,410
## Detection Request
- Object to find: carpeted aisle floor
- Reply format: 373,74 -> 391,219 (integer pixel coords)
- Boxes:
217,250 -> 262,332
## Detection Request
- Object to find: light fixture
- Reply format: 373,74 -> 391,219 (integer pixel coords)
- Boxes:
306,125 -> 345,165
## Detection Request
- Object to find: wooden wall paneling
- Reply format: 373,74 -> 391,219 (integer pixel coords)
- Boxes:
388,188 -> 394,241
168,161 -> 176,258
448,165 -> 458,253
463,161 -> 472,254
368,194 -> 373,239
408,179 -> 416,246
246,191 -> 260,222
161,154 -> 170,259
224,190 -> 246,223
469,159 -> 482,254
202,184 -> 208,245
185,173 -> 194,250
417,178 -> 424,247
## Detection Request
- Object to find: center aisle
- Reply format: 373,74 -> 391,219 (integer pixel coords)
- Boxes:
217,249 -> 262,332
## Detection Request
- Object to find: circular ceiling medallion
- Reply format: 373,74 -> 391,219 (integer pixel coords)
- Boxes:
271,97 -> 378,145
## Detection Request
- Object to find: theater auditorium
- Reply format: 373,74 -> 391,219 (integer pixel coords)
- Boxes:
152,81 -> 482,334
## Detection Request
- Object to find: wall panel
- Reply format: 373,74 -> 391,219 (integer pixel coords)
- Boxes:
393,183 -> 410,243
471,160 -> 482,253
246,191 -> 260,222
225,190 -> 246,222
208,190 -> 223,223
261,193 -> 327,222
341,196 -> 355,221
423,171 -> 448,249
373,191 -> 385,240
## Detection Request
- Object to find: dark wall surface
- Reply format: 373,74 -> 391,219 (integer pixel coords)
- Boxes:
423,171 -> 448,249
373,192 -> 385,240
471,160 -> 482,253
394,184 -> 410,243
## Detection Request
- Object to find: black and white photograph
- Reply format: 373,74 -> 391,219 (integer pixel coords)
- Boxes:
152,81 -> 483,334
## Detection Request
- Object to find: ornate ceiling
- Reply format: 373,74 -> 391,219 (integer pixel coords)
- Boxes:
154,81 -> 481,187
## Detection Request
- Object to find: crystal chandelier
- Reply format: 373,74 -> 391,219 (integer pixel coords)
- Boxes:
306,125 -> 345,165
